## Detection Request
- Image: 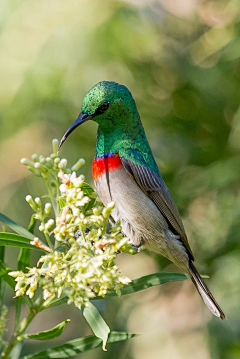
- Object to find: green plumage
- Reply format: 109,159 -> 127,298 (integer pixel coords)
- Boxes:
82,81 -> 159,172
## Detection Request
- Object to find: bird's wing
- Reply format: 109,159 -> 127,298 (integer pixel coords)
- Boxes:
121,155 -> 194,259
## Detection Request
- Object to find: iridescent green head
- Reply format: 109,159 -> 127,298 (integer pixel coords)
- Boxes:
82,81 -> 136,119
58,81 -> 140,150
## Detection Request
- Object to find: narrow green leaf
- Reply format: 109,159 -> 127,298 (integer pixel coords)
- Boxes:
0,246 -> 4,262
0,239 -> 40,250
20,331 -> 139,359
0,233 -> 43,251
11,341 -> 24,359
28,214 -> 37,234
18,215 -> 36,271
82,302 -> 110,351
0,246 -> 5,307
0,232 -> 31,243
0,212 -> 35,240
0,260 -> 15,289
18,248 -> 31,272
103,271 -> 189,298
22,320 -> 70,340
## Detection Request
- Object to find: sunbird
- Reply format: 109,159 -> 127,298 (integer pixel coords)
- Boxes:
59,81 -> 225,319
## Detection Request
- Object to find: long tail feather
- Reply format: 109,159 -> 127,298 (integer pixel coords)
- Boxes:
189,261 -> 225,320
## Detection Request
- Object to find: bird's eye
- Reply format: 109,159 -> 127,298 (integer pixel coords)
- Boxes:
97,101 -> 109,114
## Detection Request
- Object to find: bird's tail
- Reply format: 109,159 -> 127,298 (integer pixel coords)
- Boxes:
188,261 -> 225,320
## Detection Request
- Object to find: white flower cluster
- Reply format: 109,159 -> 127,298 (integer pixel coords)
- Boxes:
11,140 -> 133,308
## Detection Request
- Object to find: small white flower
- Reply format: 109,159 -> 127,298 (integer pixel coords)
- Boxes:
59,184 -> 67,193
71,177 -> 84,188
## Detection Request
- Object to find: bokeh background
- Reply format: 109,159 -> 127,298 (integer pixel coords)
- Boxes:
1,0 -> 240,358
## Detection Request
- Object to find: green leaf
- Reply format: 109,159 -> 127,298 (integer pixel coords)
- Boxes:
28,214 -> 37,234
0,246 -> 5,306
0,233 -> 43,251
18,215 -> 36,271
103,271 -> 189,298
81,183 -> 94,196
18,212 -> 34,271
19,331 -> 139,359
0,239 -> 37,250
82,302 -> 110,351
18,248 -> 31,272
59,197 -> 66,210
0,212 -> 35,240
22,320 -> 70,340
11,341 -> 24,359
0,232 -> 31,243
83,198 -> 95,213
0,260 -> 15,289
0,246 -> 4,262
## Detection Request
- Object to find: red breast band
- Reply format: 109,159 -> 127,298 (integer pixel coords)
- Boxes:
92,154 -> 122,180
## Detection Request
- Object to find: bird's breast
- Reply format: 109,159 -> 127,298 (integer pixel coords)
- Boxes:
92,153 -> 168,249
92,153 -> 122,181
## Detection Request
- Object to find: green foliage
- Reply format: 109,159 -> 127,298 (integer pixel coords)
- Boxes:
19,332 -> 139,359
82,303 -> 110,351
22,320 -> 70,341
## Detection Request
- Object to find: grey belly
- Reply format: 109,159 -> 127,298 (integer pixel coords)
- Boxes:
96,169 -> 169,245
94,167 -> 189,270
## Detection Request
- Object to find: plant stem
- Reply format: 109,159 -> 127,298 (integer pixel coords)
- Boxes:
44,230 -> 54,251
1,300 -> 42,359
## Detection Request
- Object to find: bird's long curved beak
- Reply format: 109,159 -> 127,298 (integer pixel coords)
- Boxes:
58,112 -> 92,151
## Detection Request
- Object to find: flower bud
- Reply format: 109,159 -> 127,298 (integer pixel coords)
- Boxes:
66,214 -> 72,222
107,201 -> 115,211
20,158 -> 34,167
45,219 -> 54,230
40,157 -> 46,164
31,154 -> 39,162
44,203 -> 52,215
26,166 -> 41,177
60,225 -> 67,234
34,162 -> 48,173
8,271 -> 20,277
93,208 -> 99,215
71,158 -> 85,172
26,195 -> 37,210
50,153 -> 58,159
38,224 -> 45,232
58,159 -> 68,169
54,157 -> 60,164
34,197 -> 41,207
52,138 -> 59,154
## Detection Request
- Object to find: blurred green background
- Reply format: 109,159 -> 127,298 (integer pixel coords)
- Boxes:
1,0 -> 240,358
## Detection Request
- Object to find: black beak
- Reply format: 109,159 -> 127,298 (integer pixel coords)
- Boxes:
58,112 -> 92,152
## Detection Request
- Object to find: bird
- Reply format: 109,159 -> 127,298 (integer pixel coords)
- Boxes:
59,81 -> 225,320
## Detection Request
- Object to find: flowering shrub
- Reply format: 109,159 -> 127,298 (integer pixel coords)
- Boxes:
10,139 -> 132,308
